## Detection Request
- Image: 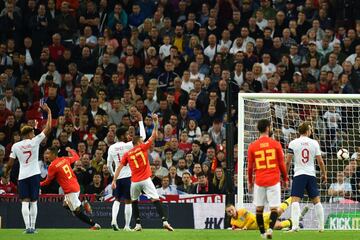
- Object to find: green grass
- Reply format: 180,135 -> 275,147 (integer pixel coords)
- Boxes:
0,229 -> 358,240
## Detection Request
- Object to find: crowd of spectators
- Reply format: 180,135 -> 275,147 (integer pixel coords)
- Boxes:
0,0 -> 360,200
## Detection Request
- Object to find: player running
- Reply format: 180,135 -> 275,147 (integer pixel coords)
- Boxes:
40,147 -> 101,230
112,114 -> 174,232
5,103 -> 52,234
286,122 -> 327,232
226,198 -> 309,231
107,111 -> 145,231
247,119 -> 288,239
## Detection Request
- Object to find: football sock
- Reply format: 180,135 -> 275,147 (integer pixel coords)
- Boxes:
280,219 -> 292,229
132,201 -> 141,224
29,201 -> 38,229
279,197 -> 292,212
124,204 -> 132,228
314,202 -> 324,230
256,210 -> 265,234
269,209 -> 278,230
74,207 -> 95,226
153,200 -> 167,222
21,202 -> 30,229
291,202 -> 300,229
111,200 -> 120,225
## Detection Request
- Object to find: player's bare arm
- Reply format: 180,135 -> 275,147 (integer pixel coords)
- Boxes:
111,162 -> 124,189
41,103 -> 52,136
316,155 -> 327,184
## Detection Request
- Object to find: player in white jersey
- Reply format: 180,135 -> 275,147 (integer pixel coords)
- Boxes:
5,103 -> 52,234
107,111 -> 145,231
285,122 -> 327,232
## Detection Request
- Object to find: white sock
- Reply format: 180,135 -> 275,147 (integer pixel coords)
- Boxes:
111,201 -> 120,225
29,201 -> 38,229
124,204 -> 132,228
314,202 -> 324,230
21,202 -> 30,229
291,202 -> 300,230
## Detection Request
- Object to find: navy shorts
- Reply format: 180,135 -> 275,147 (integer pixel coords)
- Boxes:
113,177 -> 131,200
291,175 -> 319,199
18,174 -> 40,201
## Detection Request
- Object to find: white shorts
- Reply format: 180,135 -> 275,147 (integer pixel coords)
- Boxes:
131,178 -> 159,201
254,182 -> 281,208
64,192 -> 81,211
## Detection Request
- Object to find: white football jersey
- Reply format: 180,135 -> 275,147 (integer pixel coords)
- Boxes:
288,136 -> 321,177
107,141 -> 134,179
107,121 -> 146,179
10,132 -> 46,180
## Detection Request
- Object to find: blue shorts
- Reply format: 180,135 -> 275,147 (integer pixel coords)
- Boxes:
113,177 -> 131,200
18,174 -> 40,201
291,175 -> 319,199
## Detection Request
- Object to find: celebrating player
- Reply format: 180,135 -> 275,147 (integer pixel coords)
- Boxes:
107,111 -> 145,231
5,103 -> 52,234
40,147 -> 101,230
226,197 -> 309,231
247,119 -> 288,239
111,114 -> 174,231
286,122 -> 327,232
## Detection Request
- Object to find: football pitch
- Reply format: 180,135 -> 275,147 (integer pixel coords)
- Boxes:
0,229 -> 358,240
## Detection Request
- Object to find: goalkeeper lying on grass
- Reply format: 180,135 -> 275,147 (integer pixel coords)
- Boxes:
226,197 -> 308,231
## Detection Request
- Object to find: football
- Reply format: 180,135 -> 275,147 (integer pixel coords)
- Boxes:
337,148 -> 350,160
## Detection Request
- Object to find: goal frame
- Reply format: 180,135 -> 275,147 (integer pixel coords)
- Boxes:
237,93 -> 360,207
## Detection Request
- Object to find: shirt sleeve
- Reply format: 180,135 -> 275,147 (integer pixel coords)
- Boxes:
121,152 -> 128,166
314,140 -> 322,156
139,121 -> 146,139
67,149 -> 80,164
142,137 -> 153,151
40,164 -> 55,187
107,148 -> 115,176
32,132 -> 46,145
277,142 -> 288,182
9,145 -> 16,159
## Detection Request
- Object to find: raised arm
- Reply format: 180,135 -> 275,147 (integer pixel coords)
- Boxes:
41,103 -> 52,136
136,110 -> 146,139
40,165 -> 55,187
66,147 -> 80,164
150,113 -> 159,140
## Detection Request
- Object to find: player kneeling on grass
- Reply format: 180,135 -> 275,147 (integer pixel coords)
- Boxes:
112,114 -> 174,232
226,197 -> 309,231
40,147 -> 101,230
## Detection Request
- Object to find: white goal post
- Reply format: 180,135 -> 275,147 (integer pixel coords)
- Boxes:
237,93 -> 360,229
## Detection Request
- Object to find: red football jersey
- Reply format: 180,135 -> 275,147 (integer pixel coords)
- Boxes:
247,136 -> 288,187
40,149 -> 80,194
121,138 -> 153,182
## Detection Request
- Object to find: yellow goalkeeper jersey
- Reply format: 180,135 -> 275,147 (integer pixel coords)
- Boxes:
230,208 -> 258,230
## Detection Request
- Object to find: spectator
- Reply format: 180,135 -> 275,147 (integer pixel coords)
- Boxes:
208,119 -> 226,145
151,164 -> 162,188
192,172 -> 214,194
91,149 -> 105,173
2,87 -> 20,112
177,172 -> 193,194
0,174 -> 17,194
85,173 -> 103,196
328,171 -> 352,203
168,166 -> 182,187
157,175 -> 178,196
153,157 -> 169,178
212,167 -> 227,194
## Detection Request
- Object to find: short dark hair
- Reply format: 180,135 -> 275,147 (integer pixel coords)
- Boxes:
116,126 -> 128,139
47,146 -> 59,156
257,119 -> 271,133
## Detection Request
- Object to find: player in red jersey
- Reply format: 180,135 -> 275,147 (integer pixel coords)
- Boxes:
112,114 -> 174,231
40,147 -> 101,230
247,119 -> 288,239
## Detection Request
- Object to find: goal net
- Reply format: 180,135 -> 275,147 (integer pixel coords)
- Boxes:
237,93 -> 360,230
